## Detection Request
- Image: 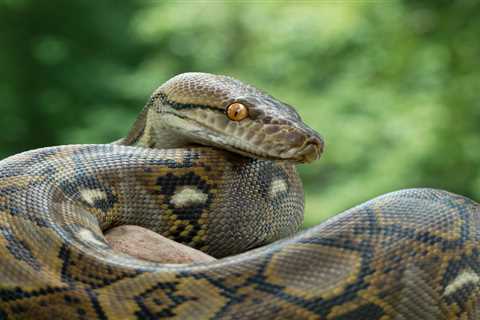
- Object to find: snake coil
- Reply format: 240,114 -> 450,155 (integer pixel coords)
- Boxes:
0,73 -> 478,319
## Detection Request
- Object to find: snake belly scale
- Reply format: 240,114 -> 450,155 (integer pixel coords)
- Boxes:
0,73 -> 479,319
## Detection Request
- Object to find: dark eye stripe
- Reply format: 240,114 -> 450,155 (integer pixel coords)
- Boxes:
156,92 -> 225,114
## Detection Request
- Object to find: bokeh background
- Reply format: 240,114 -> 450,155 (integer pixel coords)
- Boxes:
1,1 -> 479,227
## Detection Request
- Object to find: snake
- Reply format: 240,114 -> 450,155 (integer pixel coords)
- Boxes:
0,72 -> 479,319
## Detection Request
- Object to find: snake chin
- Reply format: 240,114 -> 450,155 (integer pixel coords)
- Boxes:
170,117 -> 323,163
158,114 -> 283,161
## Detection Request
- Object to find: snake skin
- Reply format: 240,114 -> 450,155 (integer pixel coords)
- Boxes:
0,73 -> 479,319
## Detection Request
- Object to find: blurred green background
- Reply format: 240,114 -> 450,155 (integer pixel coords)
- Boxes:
1,1 -> 479,227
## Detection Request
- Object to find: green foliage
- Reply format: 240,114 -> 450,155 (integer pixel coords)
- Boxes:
0,1 -> 479,227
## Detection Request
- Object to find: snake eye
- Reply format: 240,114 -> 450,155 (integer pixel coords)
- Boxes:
226,103 -> 249,121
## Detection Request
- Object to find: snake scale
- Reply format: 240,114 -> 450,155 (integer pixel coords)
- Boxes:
0,73 -> 479,319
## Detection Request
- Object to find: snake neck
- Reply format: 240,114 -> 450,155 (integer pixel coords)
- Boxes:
118,106 -> 192,149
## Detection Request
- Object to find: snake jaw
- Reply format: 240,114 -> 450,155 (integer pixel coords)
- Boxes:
158,112 -> 323,163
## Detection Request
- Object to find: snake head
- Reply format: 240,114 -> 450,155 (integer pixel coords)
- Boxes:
149,72 -> 324,163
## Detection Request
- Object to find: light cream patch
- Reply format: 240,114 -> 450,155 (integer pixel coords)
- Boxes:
444,269 -> 480,296
78,228 -> 108,247
138,111 -> 182,156
270,178 -> 288,198
170,186 -> 208,208
147,111 -> 211,151
80,188 -> 107,206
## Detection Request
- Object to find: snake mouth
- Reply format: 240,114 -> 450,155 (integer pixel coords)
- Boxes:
222,128 -> 325,163
194,125 -> 323,163
191,132 -> 324,164
227,140 -> 323,163
164,111 -> 324,163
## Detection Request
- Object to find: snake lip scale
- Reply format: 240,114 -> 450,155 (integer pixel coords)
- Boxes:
163,109 -> 322,163
0,72 -> 479,319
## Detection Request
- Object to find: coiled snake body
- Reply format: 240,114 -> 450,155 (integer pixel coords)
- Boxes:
0,73 -> 479,319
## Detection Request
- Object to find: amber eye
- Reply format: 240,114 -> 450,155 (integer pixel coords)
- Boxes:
226,102 -> 249,121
